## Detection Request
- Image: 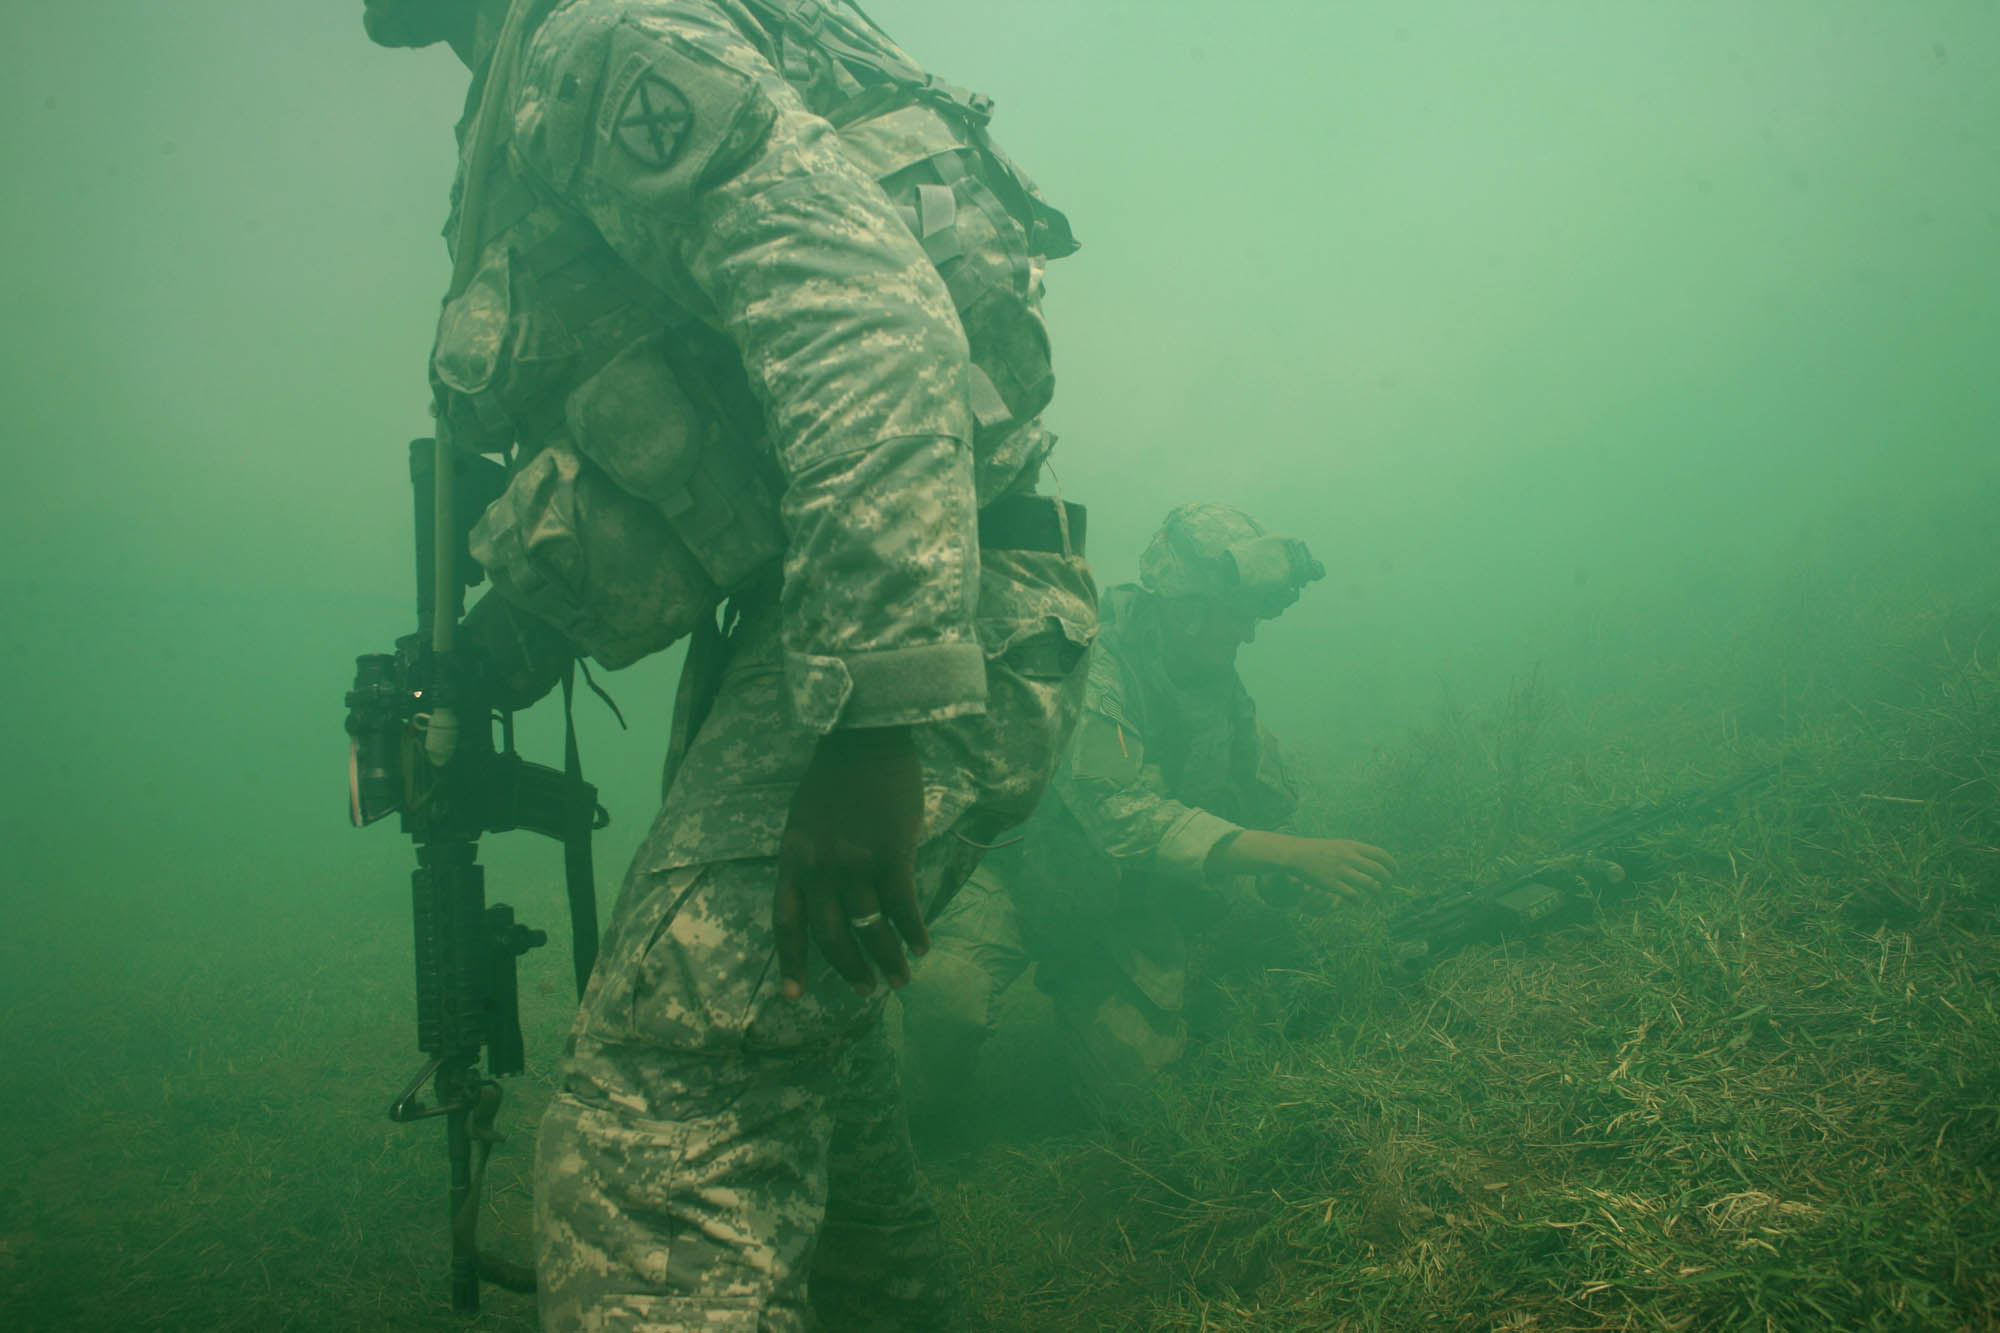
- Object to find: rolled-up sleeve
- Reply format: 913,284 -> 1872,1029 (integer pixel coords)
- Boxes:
514,2 -> 985,731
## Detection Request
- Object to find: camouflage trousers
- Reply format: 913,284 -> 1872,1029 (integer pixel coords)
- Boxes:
536,855 -> 963,1332
902,860 -> 1187,1121
536,548 -> 1094,1330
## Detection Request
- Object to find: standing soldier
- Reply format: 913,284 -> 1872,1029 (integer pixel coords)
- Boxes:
362,1 -> 1094,1328
903,504 -> 1396,1117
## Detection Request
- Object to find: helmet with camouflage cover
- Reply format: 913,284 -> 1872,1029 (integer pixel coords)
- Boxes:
1138,503 -> 1325,619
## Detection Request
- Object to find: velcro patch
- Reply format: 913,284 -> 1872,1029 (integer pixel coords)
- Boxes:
590,21 -> 776,215
1070,709 -> 1142,782
611,69 -> 693,168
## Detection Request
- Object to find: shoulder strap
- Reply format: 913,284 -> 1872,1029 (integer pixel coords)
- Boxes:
737,0 -> 1078,258
739,0 -> 993,125
448,0 -> 563,299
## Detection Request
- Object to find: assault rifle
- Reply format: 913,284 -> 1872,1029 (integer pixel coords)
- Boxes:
1388,765 -> 1777,971
344,439 -> 602,1313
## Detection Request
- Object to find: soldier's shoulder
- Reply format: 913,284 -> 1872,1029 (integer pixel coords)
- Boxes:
532,0 -> 751,58
517,0 -> 774,194
534,0 -> 620,45
1091,586 -> 1148,672
520,2 -> 619,101
526,1 -> 702,76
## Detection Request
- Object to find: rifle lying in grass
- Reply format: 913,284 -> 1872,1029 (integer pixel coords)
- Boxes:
344,440 -> 602,1313
1388,765 -> 1778,971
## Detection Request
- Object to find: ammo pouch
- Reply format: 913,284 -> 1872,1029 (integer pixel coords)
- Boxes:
468,334 -> 784,669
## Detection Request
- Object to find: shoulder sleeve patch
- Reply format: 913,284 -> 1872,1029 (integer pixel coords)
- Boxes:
1068,709 -> 1141,784
603,50 -> 689,167
585,18 -> 777,215
1079,638 -> 1133,727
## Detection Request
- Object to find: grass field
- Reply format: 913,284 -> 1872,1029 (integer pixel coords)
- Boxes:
931,591 -> 2000,1330
3,587 -> 1996,1330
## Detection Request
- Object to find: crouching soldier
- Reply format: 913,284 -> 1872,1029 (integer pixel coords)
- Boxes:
902,503 -> 1396,1118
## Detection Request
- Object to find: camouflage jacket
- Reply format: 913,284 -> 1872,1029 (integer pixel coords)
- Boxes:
1008,584 -> 1299,939
434,0 -> 1074,731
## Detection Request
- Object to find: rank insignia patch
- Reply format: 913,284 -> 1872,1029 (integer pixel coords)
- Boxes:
613,71 -> 693,168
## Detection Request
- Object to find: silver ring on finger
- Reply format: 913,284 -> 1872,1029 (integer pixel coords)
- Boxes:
848,911 -> 886,930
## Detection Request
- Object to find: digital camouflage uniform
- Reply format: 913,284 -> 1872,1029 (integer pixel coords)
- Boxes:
904,506 -> 1313,1109
419,2 -> 1092,1328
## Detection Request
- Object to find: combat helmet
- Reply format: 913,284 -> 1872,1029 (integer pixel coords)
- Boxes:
1138,503 -> 1325,619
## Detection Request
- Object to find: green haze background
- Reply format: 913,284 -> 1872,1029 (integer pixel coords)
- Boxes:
0,0 -> 1993,1326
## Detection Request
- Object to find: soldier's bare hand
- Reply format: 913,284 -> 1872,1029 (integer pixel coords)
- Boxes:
774,725 -> 929,999
1211,830 -> 1397,904
1282,837 -> 1399,902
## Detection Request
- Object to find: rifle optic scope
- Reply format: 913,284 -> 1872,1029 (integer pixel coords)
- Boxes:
347,652 -> 407,827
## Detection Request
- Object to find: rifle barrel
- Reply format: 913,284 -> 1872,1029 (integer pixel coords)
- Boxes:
1389,765 -> 1779,948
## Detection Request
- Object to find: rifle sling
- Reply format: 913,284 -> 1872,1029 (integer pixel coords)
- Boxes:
560,662 -> 601,999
